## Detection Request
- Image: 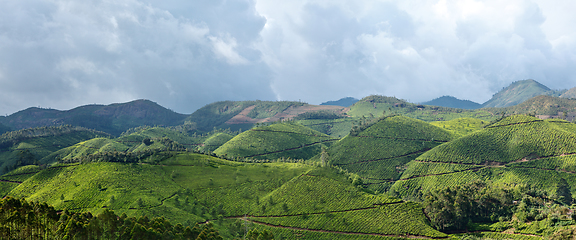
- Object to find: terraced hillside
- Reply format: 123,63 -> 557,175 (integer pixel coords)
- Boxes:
214,122 -> 338,160
429,117 -> 487,137
0,153 -> 447,239
347,95 -> 496,122
0,126 -> 110,173
42,126 -> 206,163
390,115 -> 576,199
324,116 -> 454,193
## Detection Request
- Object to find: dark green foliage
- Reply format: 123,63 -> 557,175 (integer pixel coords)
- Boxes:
294,110 -> 345,120
0,196 -> 223,239
423,180 -> 517,231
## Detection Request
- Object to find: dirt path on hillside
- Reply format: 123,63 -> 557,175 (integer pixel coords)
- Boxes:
351,135 -> 449,143
334,149 -> 431,166
249,129 -> 335,138
242,218 -> 447,239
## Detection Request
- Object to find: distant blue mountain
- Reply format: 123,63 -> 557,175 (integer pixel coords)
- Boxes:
423,96 -> 481,110
320,97 -> 359,107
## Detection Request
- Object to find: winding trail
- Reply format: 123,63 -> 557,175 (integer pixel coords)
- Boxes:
243,139 -> 338,158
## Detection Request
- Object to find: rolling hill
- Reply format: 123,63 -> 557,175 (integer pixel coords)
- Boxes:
214,122 -> 338,160
322,115 -> 454,193
561,87 -> 576,99
347,95 -> 496,122
422,96 -> 481,109
0,152 -> 447,239
390,115 -> 576,200
0,126 -> 110,174
481,79 -> 565,108
320,97 -> 359,107
0,99 -> 187,136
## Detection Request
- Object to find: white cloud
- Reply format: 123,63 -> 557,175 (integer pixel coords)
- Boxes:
1,0 -> 576,116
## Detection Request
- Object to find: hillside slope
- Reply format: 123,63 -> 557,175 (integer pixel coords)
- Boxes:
561,87 -> 576,99
347,95 -> 496,122
325,116 -> 454,193
0,99 -> 187,136
482,79 -> 563,108
214,122 -> 337,160
0,126 -> 110,173
423,96 -> 481,109
391,115 -> 576,199
0,153 -> 447,239
320,97 -> 359,107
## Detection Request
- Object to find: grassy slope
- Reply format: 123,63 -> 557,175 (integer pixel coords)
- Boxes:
296,118 -> 356,138
391,115 -> 576,198
44,127 -> 206,162
495,95 -> 576,116
347,95 -> 496,122
2,153 -> 446,239
198,132 -> 234,152
0,126 -> 110,173
214,122 -> 337,160
482,79 -> 560,108
429,118 -> 488,138
324,116 -> 454,193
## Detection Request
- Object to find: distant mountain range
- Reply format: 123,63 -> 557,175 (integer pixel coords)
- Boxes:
422,96 -> 482,110
423,79 -> 570,109
0,99 -> 187,136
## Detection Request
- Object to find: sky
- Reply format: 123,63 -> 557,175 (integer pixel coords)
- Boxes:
1,0 -> 576,115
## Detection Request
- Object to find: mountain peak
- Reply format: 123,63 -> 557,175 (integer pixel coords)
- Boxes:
482,79 -> 557,108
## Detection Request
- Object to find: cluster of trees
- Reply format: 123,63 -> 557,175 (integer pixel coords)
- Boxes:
294,111 -> 344,120
423,180 -> 573,232
0,196 -> 224,239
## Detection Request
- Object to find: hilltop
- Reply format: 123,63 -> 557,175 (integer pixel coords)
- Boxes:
561,87 -> 576,99
323,115 -> 454,193
186,100 -> 347,132
320,97 -> 359,107
481,79 -> 565,108
0,99 -> 187,136
422,96 -> 481,109
0,125 -> 110,173
214,122 -> 337,160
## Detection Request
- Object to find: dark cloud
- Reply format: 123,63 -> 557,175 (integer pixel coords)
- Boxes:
1,0 -> 576,115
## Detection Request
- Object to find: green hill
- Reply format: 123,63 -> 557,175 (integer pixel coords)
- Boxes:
561,87 -> 576,99
347,95 -> 496,122
0,122 -> 10,135
423,96 -> 481,109
44,126 -> 205,162
429,118 -> 488,137
0,99 -> 187,136
0,126 -> 110,174
323,116 -> 454,193
198,132 -> 234,152
481,79 -> 564,108
0,152 -> 447,239
214,122 -> 337,160
320,97 -> 359,107
390,115 -> 576,199
495,95 -> 576,119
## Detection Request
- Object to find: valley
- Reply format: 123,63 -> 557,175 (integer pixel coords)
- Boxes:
2,80 -> 576,239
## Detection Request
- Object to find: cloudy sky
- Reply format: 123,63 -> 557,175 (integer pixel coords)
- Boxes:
1,0 -> 576,115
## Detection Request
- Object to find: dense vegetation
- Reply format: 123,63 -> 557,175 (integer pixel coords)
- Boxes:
0,196 -> 224,239
324,115 -> 453,192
